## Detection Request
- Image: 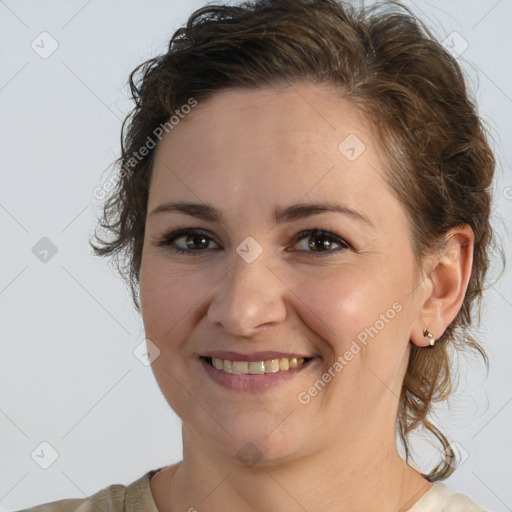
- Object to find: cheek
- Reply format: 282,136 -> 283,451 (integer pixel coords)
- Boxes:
301,275 -> 375,344
290,264 -> 409,359
139,254 -> 212,417
139,254 -> 209,344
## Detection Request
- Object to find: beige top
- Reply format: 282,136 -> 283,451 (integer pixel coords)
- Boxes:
16,468 -> 488,511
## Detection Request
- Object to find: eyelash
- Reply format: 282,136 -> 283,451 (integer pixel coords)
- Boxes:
156,227 -> 352,257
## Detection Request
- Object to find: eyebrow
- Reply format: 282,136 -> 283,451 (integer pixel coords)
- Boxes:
149,201 -> 373,227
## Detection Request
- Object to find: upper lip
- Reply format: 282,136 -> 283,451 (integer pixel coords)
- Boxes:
200,351 -> 315,361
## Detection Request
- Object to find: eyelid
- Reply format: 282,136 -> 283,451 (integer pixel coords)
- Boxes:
291,228 -> 352,251
156,226 -> 352,256
157,227 -> 221,250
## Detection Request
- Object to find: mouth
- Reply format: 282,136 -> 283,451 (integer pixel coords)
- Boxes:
204,355 -> 310,375
199,352 -> 317,391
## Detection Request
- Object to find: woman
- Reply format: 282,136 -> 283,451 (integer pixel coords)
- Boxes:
20,0 -> 496,510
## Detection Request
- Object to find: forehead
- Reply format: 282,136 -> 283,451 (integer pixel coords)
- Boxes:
157,84 -> 375,161
149,84 -> 397,228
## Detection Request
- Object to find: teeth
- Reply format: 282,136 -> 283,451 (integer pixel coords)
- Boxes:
248,361 -> 265,374
209,357 -> 305,374
232,361 -> 249,374
265,359 -> 280,373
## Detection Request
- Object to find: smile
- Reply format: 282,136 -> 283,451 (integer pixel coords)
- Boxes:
207,356 -> 306,374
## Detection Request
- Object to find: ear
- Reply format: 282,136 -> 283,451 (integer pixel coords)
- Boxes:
410,224 -> 474,347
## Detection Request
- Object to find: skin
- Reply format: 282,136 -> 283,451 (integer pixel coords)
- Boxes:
139,83 -> 474,512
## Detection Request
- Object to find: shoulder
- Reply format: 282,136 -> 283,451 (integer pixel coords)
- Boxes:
15,483 -> 129,512
409,482 -> 489,512
445,489 -> 488,512
14,469 -> 162,512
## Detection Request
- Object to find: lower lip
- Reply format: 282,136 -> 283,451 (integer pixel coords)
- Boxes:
200,357 -> 313,391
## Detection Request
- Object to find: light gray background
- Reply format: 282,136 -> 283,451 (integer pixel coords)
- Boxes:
1,1 -> 511,511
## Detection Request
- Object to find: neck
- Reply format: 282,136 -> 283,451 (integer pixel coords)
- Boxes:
155,427 -> 431,512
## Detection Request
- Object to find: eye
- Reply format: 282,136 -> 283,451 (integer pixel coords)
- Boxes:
291,228 -> 351,256
156,227 -> 351,257
157,228 -> 221,255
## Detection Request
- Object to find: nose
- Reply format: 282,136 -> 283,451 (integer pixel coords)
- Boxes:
206,246 -> 288,337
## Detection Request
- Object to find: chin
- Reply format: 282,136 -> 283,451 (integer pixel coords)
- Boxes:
193,411 -> 312,468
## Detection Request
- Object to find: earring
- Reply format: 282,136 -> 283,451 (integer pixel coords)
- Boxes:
423,327 -> 435,346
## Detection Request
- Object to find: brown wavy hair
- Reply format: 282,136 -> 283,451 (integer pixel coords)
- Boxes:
90,0 -> 498,481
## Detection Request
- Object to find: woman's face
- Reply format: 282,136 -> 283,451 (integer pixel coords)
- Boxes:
139,84 -> 427,464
